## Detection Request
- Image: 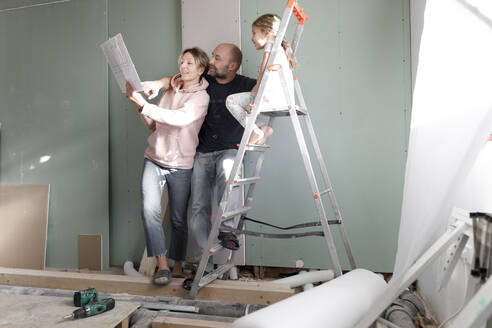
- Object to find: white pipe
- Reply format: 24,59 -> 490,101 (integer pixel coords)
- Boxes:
273,269 -> 334,288
229,266 -> 239,280
231,269 -> 387,328
124,260 -> 144,277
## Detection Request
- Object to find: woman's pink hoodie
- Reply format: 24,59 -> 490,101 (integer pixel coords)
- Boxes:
140,74 -> 209,169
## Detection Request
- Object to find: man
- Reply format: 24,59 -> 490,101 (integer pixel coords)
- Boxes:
144,43 -> 256,284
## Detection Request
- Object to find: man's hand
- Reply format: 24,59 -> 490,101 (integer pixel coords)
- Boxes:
126,81 -> 147,109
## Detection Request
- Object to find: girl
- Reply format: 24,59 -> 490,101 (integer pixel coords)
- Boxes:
126,47 -> 210,286
226,13 -> 297,145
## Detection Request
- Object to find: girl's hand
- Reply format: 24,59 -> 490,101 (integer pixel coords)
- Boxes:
247,96 -> 256,114
246,103 -> 253,114
126,81 -> 147,110
251,83 -> 259,95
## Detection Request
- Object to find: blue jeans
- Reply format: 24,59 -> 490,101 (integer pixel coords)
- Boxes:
141,158 -> 192,260
189,150 -> 242,269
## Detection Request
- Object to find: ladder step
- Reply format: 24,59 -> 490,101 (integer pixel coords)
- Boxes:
207,243 -> 224,254
221,206 -> 253,219
199,264 -> 235,288
260,104 -> 293,112
230,176 -> 261,187
319,188 -> 332,196
260,105 -> 307,117
244,144 -> 271,152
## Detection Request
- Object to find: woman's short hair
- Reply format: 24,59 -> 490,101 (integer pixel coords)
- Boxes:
180,47 -> 209,80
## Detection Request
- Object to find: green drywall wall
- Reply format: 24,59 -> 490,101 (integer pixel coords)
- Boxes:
108,0 -> 181,266
240,0 -> 411,272
0,0 -> 109,268
0,0 -> 411,272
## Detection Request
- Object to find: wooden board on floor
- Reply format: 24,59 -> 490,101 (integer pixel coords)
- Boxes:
79,234 -> 102,271
152,316 -> 231,328
0,293 -> 138,327
0,267 -> 294,305
139,248 -> 157,277
0,184 -> 50,270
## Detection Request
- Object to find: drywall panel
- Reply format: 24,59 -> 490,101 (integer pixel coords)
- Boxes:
108,0 -> 182,266
0,184 -> 49,269
0,0 -> 109,268
181,0 -> 240,55
241,0 -> 411,272
0,0 -> 69,11
79,234 -> 103,271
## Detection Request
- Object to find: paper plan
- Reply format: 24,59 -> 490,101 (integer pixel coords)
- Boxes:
100,33 -> 143,93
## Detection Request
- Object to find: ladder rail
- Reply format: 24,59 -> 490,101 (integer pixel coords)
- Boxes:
291,24 -> 304,55
294,78 -> 357,269
277,67 -> 343,276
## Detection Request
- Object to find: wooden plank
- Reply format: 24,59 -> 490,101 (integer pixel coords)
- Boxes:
0,293 -> 138,327
117,316 -> 130,328
0,267 -> 294,305
152,316 -> 231,328
139,248 -> 157,277
79,234 -> 102,271
0,184 -> 49,270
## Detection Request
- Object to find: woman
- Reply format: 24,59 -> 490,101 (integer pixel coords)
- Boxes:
126,47 -> 210,286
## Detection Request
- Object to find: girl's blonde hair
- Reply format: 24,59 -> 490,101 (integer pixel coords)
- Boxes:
179,47 -> 210,81
252,13 -> 297,70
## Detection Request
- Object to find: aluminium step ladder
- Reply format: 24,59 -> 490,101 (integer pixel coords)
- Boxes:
187,0 -> 356,299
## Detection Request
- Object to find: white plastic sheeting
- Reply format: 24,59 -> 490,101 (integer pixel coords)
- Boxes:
231,269 -> 386,328
417,139 -> 492,323
394,0 -> 492,278
357,1 -> 492,326
455,139 -> 492,213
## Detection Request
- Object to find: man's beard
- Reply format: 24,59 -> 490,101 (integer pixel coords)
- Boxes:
209,66 -> 227,79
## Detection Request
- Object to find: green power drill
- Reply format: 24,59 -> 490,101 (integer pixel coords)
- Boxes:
63,298 -> 115,320
73,287 -> 99,307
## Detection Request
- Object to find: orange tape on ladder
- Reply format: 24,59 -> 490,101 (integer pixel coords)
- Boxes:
286,0 -> 308,25
268,63 -> 282,71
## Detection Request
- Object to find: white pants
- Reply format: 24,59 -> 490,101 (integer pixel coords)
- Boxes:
225,92 -> 257,128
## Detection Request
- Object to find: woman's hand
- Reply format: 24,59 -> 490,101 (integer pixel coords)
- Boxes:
142,77 -> 171,100
142,80 -> 163,100
126,81 -> 147,110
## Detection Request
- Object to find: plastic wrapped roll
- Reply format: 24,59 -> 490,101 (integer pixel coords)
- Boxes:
231,269 -> 387,328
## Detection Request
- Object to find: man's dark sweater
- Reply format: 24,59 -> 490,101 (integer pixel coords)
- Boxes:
197,74 -> 256,153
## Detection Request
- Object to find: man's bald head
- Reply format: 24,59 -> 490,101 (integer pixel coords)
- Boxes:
221,43 -> 242,68
209,43 -> 243,83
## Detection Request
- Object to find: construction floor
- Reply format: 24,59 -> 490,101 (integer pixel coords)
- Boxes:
0,265 -> 302,328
